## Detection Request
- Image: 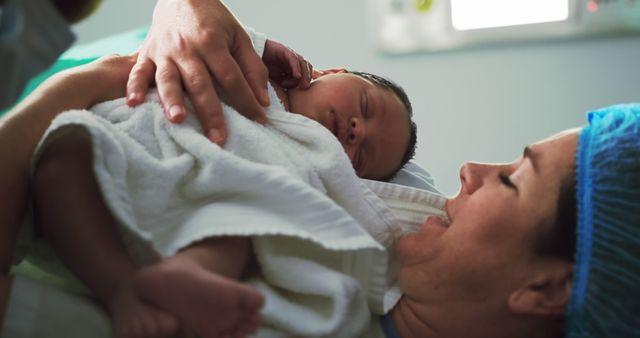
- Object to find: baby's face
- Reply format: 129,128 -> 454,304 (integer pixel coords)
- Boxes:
287,70 -> 410,180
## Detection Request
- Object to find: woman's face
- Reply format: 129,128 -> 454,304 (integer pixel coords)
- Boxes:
395,128 -> 579,336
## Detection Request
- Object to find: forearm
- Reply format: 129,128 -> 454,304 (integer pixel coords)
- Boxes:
0,70 -> 103,176
0,56 -> 133,273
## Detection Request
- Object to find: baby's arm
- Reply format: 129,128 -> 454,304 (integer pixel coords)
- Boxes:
262,39 -> 314,90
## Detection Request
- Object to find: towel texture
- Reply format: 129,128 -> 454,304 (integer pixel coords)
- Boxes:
9,181 -> 449,338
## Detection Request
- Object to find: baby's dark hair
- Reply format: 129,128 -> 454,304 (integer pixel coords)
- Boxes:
346,70 -> 417,181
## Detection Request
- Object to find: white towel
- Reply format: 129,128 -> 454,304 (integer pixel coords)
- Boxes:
8,181 -> 450,338
30,86 -> 403,337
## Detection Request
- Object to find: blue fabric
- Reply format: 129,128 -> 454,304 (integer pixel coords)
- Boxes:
567,103 -> 640,338
0,0 -> 76,109
0,1 -> 20,38
380,313 -> 402,338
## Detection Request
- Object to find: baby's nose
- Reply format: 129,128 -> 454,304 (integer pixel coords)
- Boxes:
347,117 -> 364,144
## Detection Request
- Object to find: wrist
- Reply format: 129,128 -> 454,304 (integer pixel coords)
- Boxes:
68,56 -> 133,104
46,69 -> 105,109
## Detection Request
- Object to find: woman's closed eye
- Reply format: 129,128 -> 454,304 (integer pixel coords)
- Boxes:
499,172 -> 517,190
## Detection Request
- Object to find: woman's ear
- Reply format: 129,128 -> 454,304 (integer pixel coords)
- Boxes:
508,260 -> 572,318
312,68 -> 347,80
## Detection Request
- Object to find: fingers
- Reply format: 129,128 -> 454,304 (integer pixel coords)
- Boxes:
281,49 -> 312,89
175,58 -> 228,144
126,24 -> 270,145
126,56 -> 156,107
154,58 -> 188,124
285,49 -> 302,83
312,69 -> 324,80
129,53 -> 229,144
298,56 -> 313,89
233,35 -> 270,109
287,49 -> 311,89
205,48 -> 268,125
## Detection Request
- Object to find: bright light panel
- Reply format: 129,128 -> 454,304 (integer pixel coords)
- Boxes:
451,0 -> 569,31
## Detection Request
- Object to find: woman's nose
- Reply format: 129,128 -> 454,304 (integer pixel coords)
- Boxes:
460,162 -> 490,195
347,117 -> 364,145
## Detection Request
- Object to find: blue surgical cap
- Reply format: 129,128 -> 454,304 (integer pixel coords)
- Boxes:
567,103 -> 640,338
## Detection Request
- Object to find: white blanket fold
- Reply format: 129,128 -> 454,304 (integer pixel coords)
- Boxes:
31,88 -> 402,337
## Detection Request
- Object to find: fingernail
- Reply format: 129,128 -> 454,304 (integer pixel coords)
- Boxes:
127,93 -> 139,105
168,105 -> 184,120
258,113 -> 268,125
209,129 -> 223,144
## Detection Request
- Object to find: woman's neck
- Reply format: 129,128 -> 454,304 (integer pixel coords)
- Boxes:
391,296 -> 437,338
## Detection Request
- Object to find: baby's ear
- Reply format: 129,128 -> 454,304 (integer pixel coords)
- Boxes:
313,68 -> 347,79
508,259 -> 572,319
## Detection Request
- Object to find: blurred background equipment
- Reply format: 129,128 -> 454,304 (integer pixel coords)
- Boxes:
374,0 -> 640,53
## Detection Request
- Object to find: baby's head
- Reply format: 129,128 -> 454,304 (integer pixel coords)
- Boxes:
286,69 -> 416,181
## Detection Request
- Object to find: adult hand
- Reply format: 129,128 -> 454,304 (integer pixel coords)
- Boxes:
262,39 -> 313,90
127,0 -> 270,144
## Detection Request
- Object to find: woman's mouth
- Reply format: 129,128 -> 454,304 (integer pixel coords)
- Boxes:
427,215 -> 450,229
424,200 -> 452,231
419,215 -> 449,237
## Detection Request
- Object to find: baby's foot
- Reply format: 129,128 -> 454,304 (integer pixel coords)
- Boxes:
106,281 -> 179,338
134,257 -> 264,338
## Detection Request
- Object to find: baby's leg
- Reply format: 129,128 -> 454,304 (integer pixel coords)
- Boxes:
32,132 -> 178,338
135,236 -> 264,338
